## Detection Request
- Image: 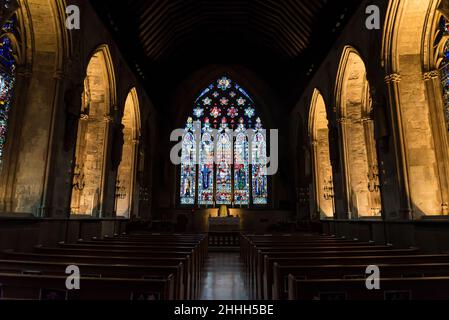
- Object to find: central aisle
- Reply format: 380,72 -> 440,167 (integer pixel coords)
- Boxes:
199,252 -> 249,300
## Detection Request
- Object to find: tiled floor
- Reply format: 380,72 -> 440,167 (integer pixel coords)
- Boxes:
199,252 -> 249,300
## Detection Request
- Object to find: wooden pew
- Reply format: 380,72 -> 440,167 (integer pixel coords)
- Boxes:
0,259 -> 184,300
0,273 -> 174,300
264,253 -> 449,300
87,232 -> 208,300
2,250 -> 194,300
274,262 -> 449,300
258,248 -> 419,300
240,233 -> 381,298
90,235 -> 208,271
0,232 -> 208,300
247,245 -> 395,299
35,245 -> 200,299
288,275 -> 449,300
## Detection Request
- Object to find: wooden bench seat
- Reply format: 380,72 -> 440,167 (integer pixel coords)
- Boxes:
258,248 -> 419,300
0,259 -> 184,300
0,273 -> 174,300
274,262 -> 449,300
288,275 -> 449,300
3,250 -> 196,300
263,253 -> 449,300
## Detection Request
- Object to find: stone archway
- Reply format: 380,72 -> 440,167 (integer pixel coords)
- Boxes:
336,47 -> 382,218
115,88 -> 141,218
309,89 -> 334,218
70,46 -> 115,216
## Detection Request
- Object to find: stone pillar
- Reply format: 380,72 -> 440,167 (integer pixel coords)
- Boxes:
384,73 -> 413,219
129,138 -> 140,217
362,117 -> 382,215
39,70 -> 65,217
337,116 -> 353,219
310,140 -> 320,219
99,114 -> 114,218
423,70 -> 449,215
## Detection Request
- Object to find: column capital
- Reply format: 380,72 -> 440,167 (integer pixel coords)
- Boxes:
80,113 -> 89,121
53,70 -> 65,80
337,117 -> 348,124
385,73 -> 401,83
361,117 -> 374,123
422,70 -> 440,81
103,115 -> 114,123
16,66 -> 32,78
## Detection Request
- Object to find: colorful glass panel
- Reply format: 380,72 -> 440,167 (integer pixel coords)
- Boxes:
198,120 -> 214,205
180,119 -> 197,205
0,18 -> 16,165
252,129 -> 268,205
234,121 -> 249,205
180,76 -> 267,206
216,126 -> 232,204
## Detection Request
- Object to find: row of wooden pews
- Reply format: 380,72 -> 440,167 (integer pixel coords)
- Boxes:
0,233 -> 207,300
241,233 -> 449,300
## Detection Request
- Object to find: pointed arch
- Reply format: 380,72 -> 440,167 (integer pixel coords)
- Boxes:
70,45 -> 116,216
115,88 -> 141,218
308,89 -> 334,218
383,0 -> 447,216
335,47 -> 382,218
0,0 -> 71,214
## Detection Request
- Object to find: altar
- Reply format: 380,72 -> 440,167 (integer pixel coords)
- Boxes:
208,216 -> 240,232
208,206 -> 241,248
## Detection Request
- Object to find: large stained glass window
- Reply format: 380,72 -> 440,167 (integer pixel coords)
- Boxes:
438,16 -> 449,128
0,18 -> 16,165
179,76 -> 268,206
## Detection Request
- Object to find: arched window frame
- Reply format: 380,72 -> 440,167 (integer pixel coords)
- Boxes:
437,15 -> 449,128
179,76 -> 268,207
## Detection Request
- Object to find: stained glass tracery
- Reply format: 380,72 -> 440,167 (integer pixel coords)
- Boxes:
179,76 -> 268,206
438,16 -> 449,129
0,17 -> 16,165
180,118 -> 196,205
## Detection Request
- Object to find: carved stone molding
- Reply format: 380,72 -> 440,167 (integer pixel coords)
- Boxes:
422,70 -> 440,81
337,117 -> 348,124
103,115 -> 114,123
361,117 -> 374,123
80,113 -> 89,121
53,70 -> 65,80
385,73 -> 401,83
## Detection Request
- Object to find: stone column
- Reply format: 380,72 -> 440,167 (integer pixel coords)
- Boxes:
384,73 -> 412,219
337,116 -> 353,219
99,114 -> 114,218
129,138 -> 140,217
39,70 -> 65,217
362,117 -> 382,215
423,70 -> 449,215
310,140 -> 320,219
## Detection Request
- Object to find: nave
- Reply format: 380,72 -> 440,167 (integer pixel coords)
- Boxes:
1,230 -> 449,300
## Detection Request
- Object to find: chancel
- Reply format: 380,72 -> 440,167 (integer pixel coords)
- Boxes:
1,0 -> 449,302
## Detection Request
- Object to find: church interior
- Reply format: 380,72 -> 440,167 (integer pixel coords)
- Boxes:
1,0 -> 449,301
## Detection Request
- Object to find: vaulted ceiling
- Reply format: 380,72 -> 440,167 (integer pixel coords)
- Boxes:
91,0 -> 361,114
